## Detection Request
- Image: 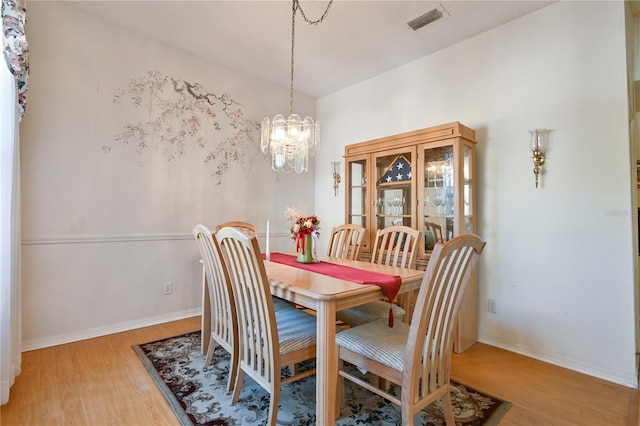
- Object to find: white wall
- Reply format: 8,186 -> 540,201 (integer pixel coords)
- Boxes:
20,2 -> 317,349
316,1 -> 637,387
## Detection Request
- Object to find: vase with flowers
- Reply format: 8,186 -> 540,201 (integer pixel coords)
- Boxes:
285,206 -> 320,263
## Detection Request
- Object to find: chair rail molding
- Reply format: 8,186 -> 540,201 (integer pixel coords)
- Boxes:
21,233 -> 194,245
22,232 -> 290,246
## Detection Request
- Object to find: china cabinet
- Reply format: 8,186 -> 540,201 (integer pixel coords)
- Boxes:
344,121 -> 478,352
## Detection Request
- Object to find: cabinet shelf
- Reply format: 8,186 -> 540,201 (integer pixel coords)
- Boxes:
377,182 -> 411,189
425,179 -> 472,187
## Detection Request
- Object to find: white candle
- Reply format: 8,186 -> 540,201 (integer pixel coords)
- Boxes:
265,219 -> 270,259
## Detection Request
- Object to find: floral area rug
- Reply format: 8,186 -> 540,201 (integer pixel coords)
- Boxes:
133,331 -> 511,426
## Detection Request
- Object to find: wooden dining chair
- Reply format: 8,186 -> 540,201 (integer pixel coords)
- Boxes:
336,225 -> 421,327
371,225 -> 421,269
425,221 -> 444,243
215,221 -> 291,312
192,224 -> 239,391
215,227 -> 320,426
336,234 -> 486,425
326,224 -> 365,260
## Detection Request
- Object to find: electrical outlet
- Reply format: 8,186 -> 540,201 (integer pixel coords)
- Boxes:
488,298 -> 497,313
164,281 -> 173,295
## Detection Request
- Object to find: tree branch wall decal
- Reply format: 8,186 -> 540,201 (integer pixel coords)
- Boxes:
103,71 -> 260,185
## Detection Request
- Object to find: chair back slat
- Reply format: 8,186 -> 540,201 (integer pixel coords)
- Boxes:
402,234 -> 485,402
216,221 -> 257,237
327,224 -> 365,260
216,227 -> 279,387
193,225 -> 236,353
371,225 -> 421,269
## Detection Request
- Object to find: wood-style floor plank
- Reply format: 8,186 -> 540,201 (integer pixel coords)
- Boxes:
1,317 -> 638,425
1,317 -> 199,426
450,343 -> 638,426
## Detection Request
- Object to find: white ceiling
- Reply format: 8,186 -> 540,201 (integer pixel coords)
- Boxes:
67,0 -> 556,98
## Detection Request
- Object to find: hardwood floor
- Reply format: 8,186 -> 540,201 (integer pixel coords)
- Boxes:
451,344 -> 639,426
0,317 -> 199,426
1,316 -> 638,425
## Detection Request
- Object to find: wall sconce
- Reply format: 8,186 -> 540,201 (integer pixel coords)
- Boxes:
331,161 -> 341,197
529,129 -> 549,188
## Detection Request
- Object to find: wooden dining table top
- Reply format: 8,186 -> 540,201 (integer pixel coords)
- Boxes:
265,255 -> 424,308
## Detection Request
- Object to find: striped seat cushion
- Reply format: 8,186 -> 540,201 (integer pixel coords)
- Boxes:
335,317 -> 409,372
336,301 -> 405,327
275,308 -> 319,355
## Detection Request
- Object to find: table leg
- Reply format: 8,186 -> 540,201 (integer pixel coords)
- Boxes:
316,299 -> 337,425
397,291 -> 413,323
201,265 -> 210,356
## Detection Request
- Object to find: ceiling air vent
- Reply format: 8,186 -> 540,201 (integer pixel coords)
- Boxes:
406,4 -> 450,31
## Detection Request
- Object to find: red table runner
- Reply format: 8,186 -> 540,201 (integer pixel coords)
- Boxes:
267,253 -> 402,326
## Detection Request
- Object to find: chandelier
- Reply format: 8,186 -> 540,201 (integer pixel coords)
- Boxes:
260,0 -> 333,173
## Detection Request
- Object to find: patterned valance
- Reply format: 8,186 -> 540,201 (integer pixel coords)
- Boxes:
2,0 -> 28,120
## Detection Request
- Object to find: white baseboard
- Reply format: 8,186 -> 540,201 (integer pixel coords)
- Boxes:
21,308 -> 201,351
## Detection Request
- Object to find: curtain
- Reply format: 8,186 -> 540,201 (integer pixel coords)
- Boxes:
0,57 -> 21,406
2,0 -> 28,119
1,0 -> 27,405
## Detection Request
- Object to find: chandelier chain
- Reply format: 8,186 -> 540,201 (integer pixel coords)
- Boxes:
296,0 -> 334,25
289,0 -> 334,115
289,1 -> 296,115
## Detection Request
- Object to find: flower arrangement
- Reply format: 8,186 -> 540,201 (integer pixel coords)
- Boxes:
285,206 -> 321,240
285,206 -> 320,263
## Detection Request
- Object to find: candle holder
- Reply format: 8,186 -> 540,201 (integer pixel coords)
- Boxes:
529,129 -> 549,188
331,161 -> 341,197
265,220 -> 270,261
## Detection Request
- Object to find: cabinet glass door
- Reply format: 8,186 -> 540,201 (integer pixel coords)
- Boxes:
345,155 -> 371,254
462,143 -> 475,234
347,158 -> 367,227
374,149 -> 414,234
423,144 -> 454,252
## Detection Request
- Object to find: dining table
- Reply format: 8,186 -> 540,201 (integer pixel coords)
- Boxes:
200,254 -> 425,425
